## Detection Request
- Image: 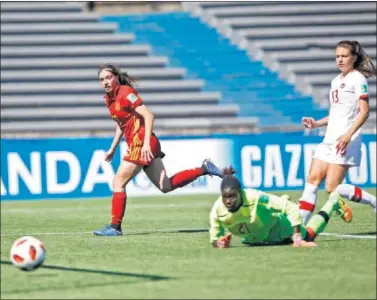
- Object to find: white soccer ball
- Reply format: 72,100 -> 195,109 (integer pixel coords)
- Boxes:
10,236 -> 46,271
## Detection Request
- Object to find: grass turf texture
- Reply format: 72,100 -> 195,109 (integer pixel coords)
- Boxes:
1,190 -> 376,299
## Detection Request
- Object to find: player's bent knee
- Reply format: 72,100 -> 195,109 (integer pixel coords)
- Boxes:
306,174 -> 322,186
156,174 -> 173,193
160,180 -> 173,193
160,187 -> 171,194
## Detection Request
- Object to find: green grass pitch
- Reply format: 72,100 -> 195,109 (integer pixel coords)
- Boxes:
1,189 -> 376,299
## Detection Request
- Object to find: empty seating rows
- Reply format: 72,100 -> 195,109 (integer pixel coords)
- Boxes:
186,1 -> 377,131
0,1 -> 258,136
101,12 -> 327,127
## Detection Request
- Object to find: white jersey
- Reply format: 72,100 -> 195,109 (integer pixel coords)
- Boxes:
324,70 -> 369,143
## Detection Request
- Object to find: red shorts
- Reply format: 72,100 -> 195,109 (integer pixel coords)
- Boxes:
123,134 -> 165,166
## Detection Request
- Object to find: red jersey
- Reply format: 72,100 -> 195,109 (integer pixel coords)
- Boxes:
104,84 -> 146,145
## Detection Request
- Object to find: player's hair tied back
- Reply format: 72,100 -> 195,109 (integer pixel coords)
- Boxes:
223,166 -> 237,177
98,63 -> 137,87
336,40 -> 376,78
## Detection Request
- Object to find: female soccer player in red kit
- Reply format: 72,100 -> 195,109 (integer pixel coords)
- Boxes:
94,64 -> 224,236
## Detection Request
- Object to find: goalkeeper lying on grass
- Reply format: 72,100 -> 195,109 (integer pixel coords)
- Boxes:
210,167 -> 353,248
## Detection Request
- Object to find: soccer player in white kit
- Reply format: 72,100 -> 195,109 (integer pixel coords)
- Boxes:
299,40 -> 376,224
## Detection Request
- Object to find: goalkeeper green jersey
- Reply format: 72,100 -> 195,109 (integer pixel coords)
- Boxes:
209,189 -> 305,244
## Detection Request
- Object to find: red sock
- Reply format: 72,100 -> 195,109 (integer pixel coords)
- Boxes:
305,227 -> 317,242
111,192 -> 127,228
352,186 -> 362,202
170,168 -> 204,190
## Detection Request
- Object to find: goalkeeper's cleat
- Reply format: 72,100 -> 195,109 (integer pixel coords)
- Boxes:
201,159 -> 223,178
330,192 -> 353,223
338,198 -> 353,223
93,225 -> 123,236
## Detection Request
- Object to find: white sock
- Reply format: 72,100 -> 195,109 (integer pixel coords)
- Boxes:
336,184 -> 376,212
299,182 -> 319,224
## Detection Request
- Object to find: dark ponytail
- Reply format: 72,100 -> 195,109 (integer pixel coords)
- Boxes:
220,166 -> 241,191
98,64 -> 137,87
119,72 -> 136,87
336,40 -> 376,78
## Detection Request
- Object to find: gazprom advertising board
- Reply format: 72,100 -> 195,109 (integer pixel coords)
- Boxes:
1,133 -> 375,201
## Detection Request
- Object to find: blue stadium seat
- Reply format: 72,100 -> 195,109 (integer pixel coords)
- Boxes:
101,12 -> 325,127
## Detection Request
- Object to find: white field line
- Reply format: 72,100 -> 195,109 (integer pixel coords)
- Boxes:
320,232 -> 376,239
0,228 -> 375,239
2,203 -> 375,239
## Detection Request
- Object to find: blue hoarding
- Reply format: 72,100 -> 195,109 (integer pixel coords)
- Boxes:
1,133 -> 375,201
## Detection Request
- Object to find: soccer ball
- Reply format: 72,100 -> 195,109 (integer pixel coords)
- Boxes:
10,236 -> 46,271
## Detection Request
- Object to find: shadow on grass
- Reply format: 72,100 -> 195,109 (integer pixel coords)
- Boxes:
126,228 -> 376,247
240,238 -> 345,248
1,278 -> 143,295
0,260 -> 170,281
127,228 -> 376,238
1,260 -> 171,295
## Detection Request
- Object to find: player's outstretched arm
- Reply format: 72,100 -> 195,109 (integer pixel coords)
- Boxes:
209,203 -> 228,248
212,233 -> 232,249
302,116 -> 329,129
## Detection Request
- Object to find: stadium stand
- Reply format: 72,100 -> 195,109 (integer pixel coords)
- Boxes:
101,12 -> 328,129
184,1 -> 377,132
0,1 -> 258,137
1,1 -> 376,136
